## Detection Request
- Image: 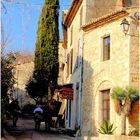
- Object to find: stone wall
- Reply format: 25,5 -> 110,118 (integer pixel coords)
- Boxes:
14,61 -> 35,107
84,0 -> 139,24
58,41 -> 65,85
82,14 -> 139,136
85,0 -> 122,23
62,1 -> 85,129
129,18 -> 139,87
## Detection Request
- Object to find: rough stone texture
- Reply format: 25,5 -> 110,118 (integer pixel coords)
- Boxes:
129,15 -> 139,87
14,61 -> 35,107
62,0 -> 86,130
85,0 -> 139,23
82,14 -> 139,136
62,0 -> 139,137
58,41 -> 66,85
85,0 -> 122,23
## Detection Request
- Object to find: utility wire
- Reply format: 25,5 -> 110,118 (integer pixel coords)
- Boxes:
2,0 -> 70,7
1,1 -> 7,13
2,0 -> 139,9
2,0 -> 42,6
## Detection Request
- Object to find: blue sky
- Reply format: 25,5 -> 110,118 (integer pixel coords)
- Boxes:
2,0 -> 72,54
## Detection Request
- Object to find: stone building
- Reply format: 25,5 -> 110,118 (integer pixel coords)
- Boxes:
81,0 -> 139,136
62,0 -> 85,130
62,0 -> 139,137
13,53 -> 35,107
58,40 -> 65,85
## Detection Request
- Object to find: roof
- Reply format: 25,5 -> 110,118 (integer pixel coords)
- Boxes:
82,10 -> 129,31
63,0 -> 83,27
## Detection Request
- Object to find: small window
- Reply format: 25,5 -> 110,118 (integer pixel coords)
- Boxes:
67,54 -> 70,77
70,49 -> 73,74
70,26 -> 73,46
101,89 -> 110,122
80,7 -> 83,27
67,49 -> 73,77
122,0 -> 132,7
103,36 -> 110,61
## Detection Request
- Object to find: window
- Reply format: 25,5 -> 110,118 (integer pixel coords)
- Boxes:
70,49 -> 73,74
80,7 -> 83,27
122,0 -> 132,7
103,36 -> 110,61
67,49 -> 73,77
101,89 -> 110,122
70,26 -> 73,46
67,54 -> 69,77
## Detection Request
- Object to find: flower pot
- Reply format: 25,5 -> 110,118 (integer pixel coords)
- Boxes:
113,99 -> 121,115
128,101 -> 139,128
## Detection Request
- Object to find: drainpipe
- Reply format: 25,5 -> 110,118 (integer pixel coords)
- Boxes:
79,31 -> 84,133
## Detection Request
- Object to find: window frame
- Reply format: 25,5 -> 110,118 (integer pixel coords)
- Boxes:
103,35 -> 110,61
70,49 -> 73,74
67,54 -> 70,77
101,89 -> 110,122
80,7 -> 83,27
70,26 -> 73,46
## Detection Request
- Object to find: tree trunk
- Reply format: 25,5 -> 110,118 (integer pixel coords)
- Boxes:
121,112 -> 126,135
48,83 -> 51,101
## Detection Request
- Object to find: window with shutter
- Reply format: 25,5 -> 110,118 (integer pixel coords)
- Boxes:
67,54 -> 70,77
70,49 -> 73,74
101,89 -> 110,122
103,36 -> 110,61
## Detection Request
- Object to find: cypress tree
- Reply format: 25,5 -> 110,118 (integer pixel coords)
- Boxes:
33,0 -> 59,97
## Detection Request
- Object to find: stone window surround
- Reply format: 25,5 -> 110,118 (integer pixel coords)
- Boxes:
98,89 -> 111,124
103,36 -> 110,61
99,30 -> 112,62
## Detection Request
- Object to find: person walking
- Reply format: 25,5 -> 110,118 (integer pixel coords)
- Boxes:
44,101 -> 53,131
33,104 -> 43,130
9,99 -> 21,127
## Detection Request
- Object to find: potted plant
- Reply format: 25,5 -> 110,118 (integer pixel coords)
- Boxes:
111,86 -> 139,135
98,120 -> 117,140
98,120 -> 116,134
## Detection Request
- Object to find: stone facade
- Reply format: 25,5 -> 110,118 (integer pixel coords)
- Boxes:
85,0 -> 139,23
129,10 -> 139,86
82,10 -> 139,136
62,0 -> 139,137
13,56 -> 35,107
62,0 -> 85,130
58,41 -> 65,85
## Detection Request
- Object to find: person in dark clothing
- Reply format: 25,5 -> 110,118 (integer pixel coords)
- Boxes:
44,102 -> 52,131
33,105 -> 43,130
9,99 -> 21,127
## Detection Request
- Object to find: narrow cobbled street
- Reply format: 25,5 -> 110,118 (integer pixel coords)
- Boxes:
3,117 -> 80,140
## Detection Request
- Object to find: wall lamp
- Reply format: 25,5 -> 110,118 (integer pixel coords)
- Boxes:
120,12 -> 140,36
120,18 -> 130,35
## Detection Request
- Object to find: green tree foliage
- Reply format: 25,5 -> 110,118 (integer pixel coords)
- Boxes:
26,0 -> 59,99
1,53 -> 16,136
1,53 -> 15,99
111,86 -> 139,103
26,77 -> 46,100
